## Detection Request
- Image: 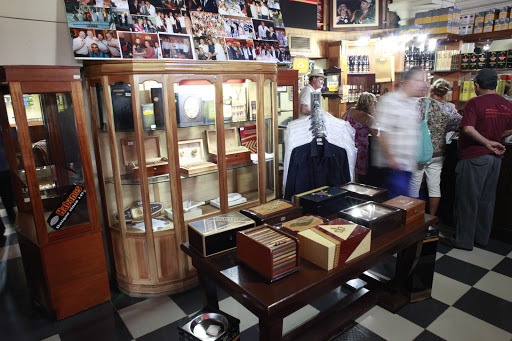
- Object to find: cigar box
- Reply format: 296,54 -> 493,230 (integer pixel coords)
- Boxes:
206,128 -> 251,165
382,196 -> 425,224
275,215 -> 327,236
338,202 -> 401,238
187,212 -> 256,257
178,138 -> 218,176
338,182 -> 388,203
239,199 -> 303,226
237,224 -> 300,282
176,93 -> 205,127
120,136 -> 169,178
298,218 -> 371,271
294,186 -> 349,218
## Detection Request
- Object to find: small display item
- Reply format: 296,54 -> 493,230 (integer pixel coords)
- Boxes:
141,103 -> 156,131
295,186 -> 349,218
114,201 -> 163,223
339,182 -> 388,203
237,224 -> 301,282
298,218 -> 371,271
120,136 -> 169,178
178,307 -> 240,341
275,215 -> 327,236
206,128 -> 251,165
177,93 -> 205,127
178,139 -> 218,176
187,212 -> 255,257
210,193 -> 247,209
164,200 -> 205,221
382,196 -> 426,224
240,199 -> 303,226
338,202 -> 401,238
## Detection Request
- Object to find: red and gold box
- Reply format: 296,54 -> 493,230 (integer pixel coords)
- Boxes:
275,215 -> 327,236
383,196 -> 425,224
240,200 -> 303,226
298,218 -> 371,271
178,138 -> 218,176
120,136 -> 168,178
206,128 -> 251,165
237,224 -> 300,282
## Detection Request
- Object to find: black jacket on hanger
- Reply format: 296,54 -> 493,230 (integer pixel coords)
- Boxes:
284,137 -> 351,200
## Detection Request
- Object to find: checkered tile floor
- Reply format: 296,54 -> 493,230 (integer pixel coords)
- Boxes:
1,206 -> 511,341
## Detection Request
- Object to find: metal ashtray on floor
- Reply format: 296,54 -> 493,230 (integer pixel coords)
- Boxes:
178,307 -> 240,341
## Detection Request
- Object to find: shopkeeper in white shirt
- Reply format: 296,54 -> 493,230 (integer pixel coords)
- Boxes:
299,68 -> 325,118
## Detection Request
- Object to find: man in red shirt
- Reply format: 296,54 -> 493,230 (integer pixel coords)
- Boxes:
451,68 -> 512,250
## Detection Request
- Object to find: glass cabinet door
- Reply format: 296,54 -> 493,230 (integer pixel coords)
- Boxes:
223,79 -> 259,209
175,79 -> 220,221
264,79 -> 277,201
277,85 -> 294,198
7,92 -> 90,233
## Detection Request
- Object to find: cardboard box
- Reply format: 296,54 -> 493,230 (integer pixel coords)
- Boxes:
120,136 -> 169,179
206,128 -> 251,165
240,199 -> 303,226
497,50 -> 508,68
237,224 -> 300,282
178,138 -> 218,175
495,19 -> 502,31
475,12 -> 485,24
488,51 -> 498,69
298,218 -> 371,271
473,27 -> 483,34
382,196 -> 426,224
485,9 -> 498,21
499,6 -> 510,19
187,212 -> 255,257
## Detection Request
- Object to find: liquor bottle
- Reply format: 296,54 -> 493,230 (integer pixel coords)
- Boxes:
365,55 -> 370,72
348,55 -> 353,73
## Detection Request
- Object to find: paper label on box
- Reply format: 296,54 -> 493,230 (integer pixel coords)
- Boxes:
250,200 -> 293,215
317,224 -> 357,241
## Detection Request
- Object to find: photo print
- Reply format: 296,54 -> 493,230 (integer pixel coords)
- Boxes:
159,33 -> 194,59
245,0 -> 270,19
253,19 -> 277,41
128,0 -> 160,15
225,38 -> 255,61
275,27 -> 286,46
266,0 -> 279,10
132,14 -> 158,32
112,8 -> 133,30
70,28 -> 121,58
74,0 -> 111,6
155,9 -> 191,34
110,0 -> 129,8
273,17 -> 284,28
118,32 -> 159,58
223,16 -> 255,39
216,0 -> 246,17
254,40 -> 281,62
268,8 -> 281,19
332,0 -> 379,28
190,11 -> 226,36
162,0 -> 187,10
189,0 -> 219,13
279,46 -> 291,62
66,3 -> 116,30
193,36 -> 227,60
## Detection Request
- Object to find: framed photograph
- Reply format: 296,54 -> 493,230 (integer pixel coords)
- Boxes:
159,33 -> 194,59
331,0 -> 379,29
118,32 -> 159,59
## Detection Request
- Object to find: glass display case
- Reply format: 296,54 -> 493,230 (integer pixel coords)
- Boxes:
85,60 -> 279,296
0,65 -> 109,319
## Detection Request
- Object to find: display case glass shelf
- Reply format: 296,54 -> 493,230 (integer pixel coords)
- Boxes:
85,60 -> 278,296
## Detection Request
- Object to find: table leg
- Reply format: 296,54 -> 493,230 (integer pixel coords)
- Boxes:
259,316 -> 283,341
198,271 -> 219,310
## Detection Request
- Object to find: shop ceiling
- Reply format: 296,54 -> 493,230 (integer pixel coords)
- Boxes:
389,0 -> 512,25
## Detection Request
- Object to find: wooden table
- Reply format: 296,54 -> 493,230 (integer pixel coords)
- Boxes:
181,214 -> 437,341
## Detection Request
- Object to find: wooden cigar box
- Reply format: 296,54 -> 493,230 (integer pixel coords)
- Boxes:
298,218 -> 371,271
239,199 -> 303,226
338,201 -> 401,238
237,224 -> 300,282
206,128 -> 251,165
275,215 -> 327,236
294,186 -> 349,218
178,138 -> 218,176
383,196 -> 426,224
120,136 -> 169,178
339,182 -> 389,203
187,212 -> 255,257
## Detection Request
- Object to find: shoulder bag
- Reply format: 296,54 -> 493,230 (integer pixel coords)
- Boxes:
417,98 -> 434,164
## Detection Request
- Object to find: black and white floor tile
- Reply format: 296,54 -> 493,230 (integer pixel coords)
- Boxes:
1,206 -> 511,341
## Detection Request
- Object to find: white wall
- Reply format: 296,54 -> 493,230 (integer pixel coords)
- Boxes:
0,0 -> 81,66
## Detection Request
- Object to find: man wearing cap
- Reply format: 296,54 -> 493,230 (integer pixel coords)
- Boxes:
451,68 -> 512,250
299,69 -> 324,117
351,0 -> 375,24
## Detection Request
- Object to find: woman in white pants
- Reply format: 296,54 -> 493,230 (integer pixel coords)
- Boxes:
410,79 -> 462,216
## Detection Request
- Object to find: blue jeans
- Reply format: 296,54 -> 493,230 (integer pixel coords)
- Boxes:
379,168 -> 412,200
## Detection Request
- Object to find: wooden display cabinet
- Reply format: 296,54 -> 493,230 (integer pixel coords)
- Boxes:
84,60 -> 278,296
0,66 -> 110,319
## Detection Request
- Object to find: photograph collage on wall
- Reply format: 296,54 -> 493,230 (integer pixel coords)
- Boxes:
64,0 -> 290,62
